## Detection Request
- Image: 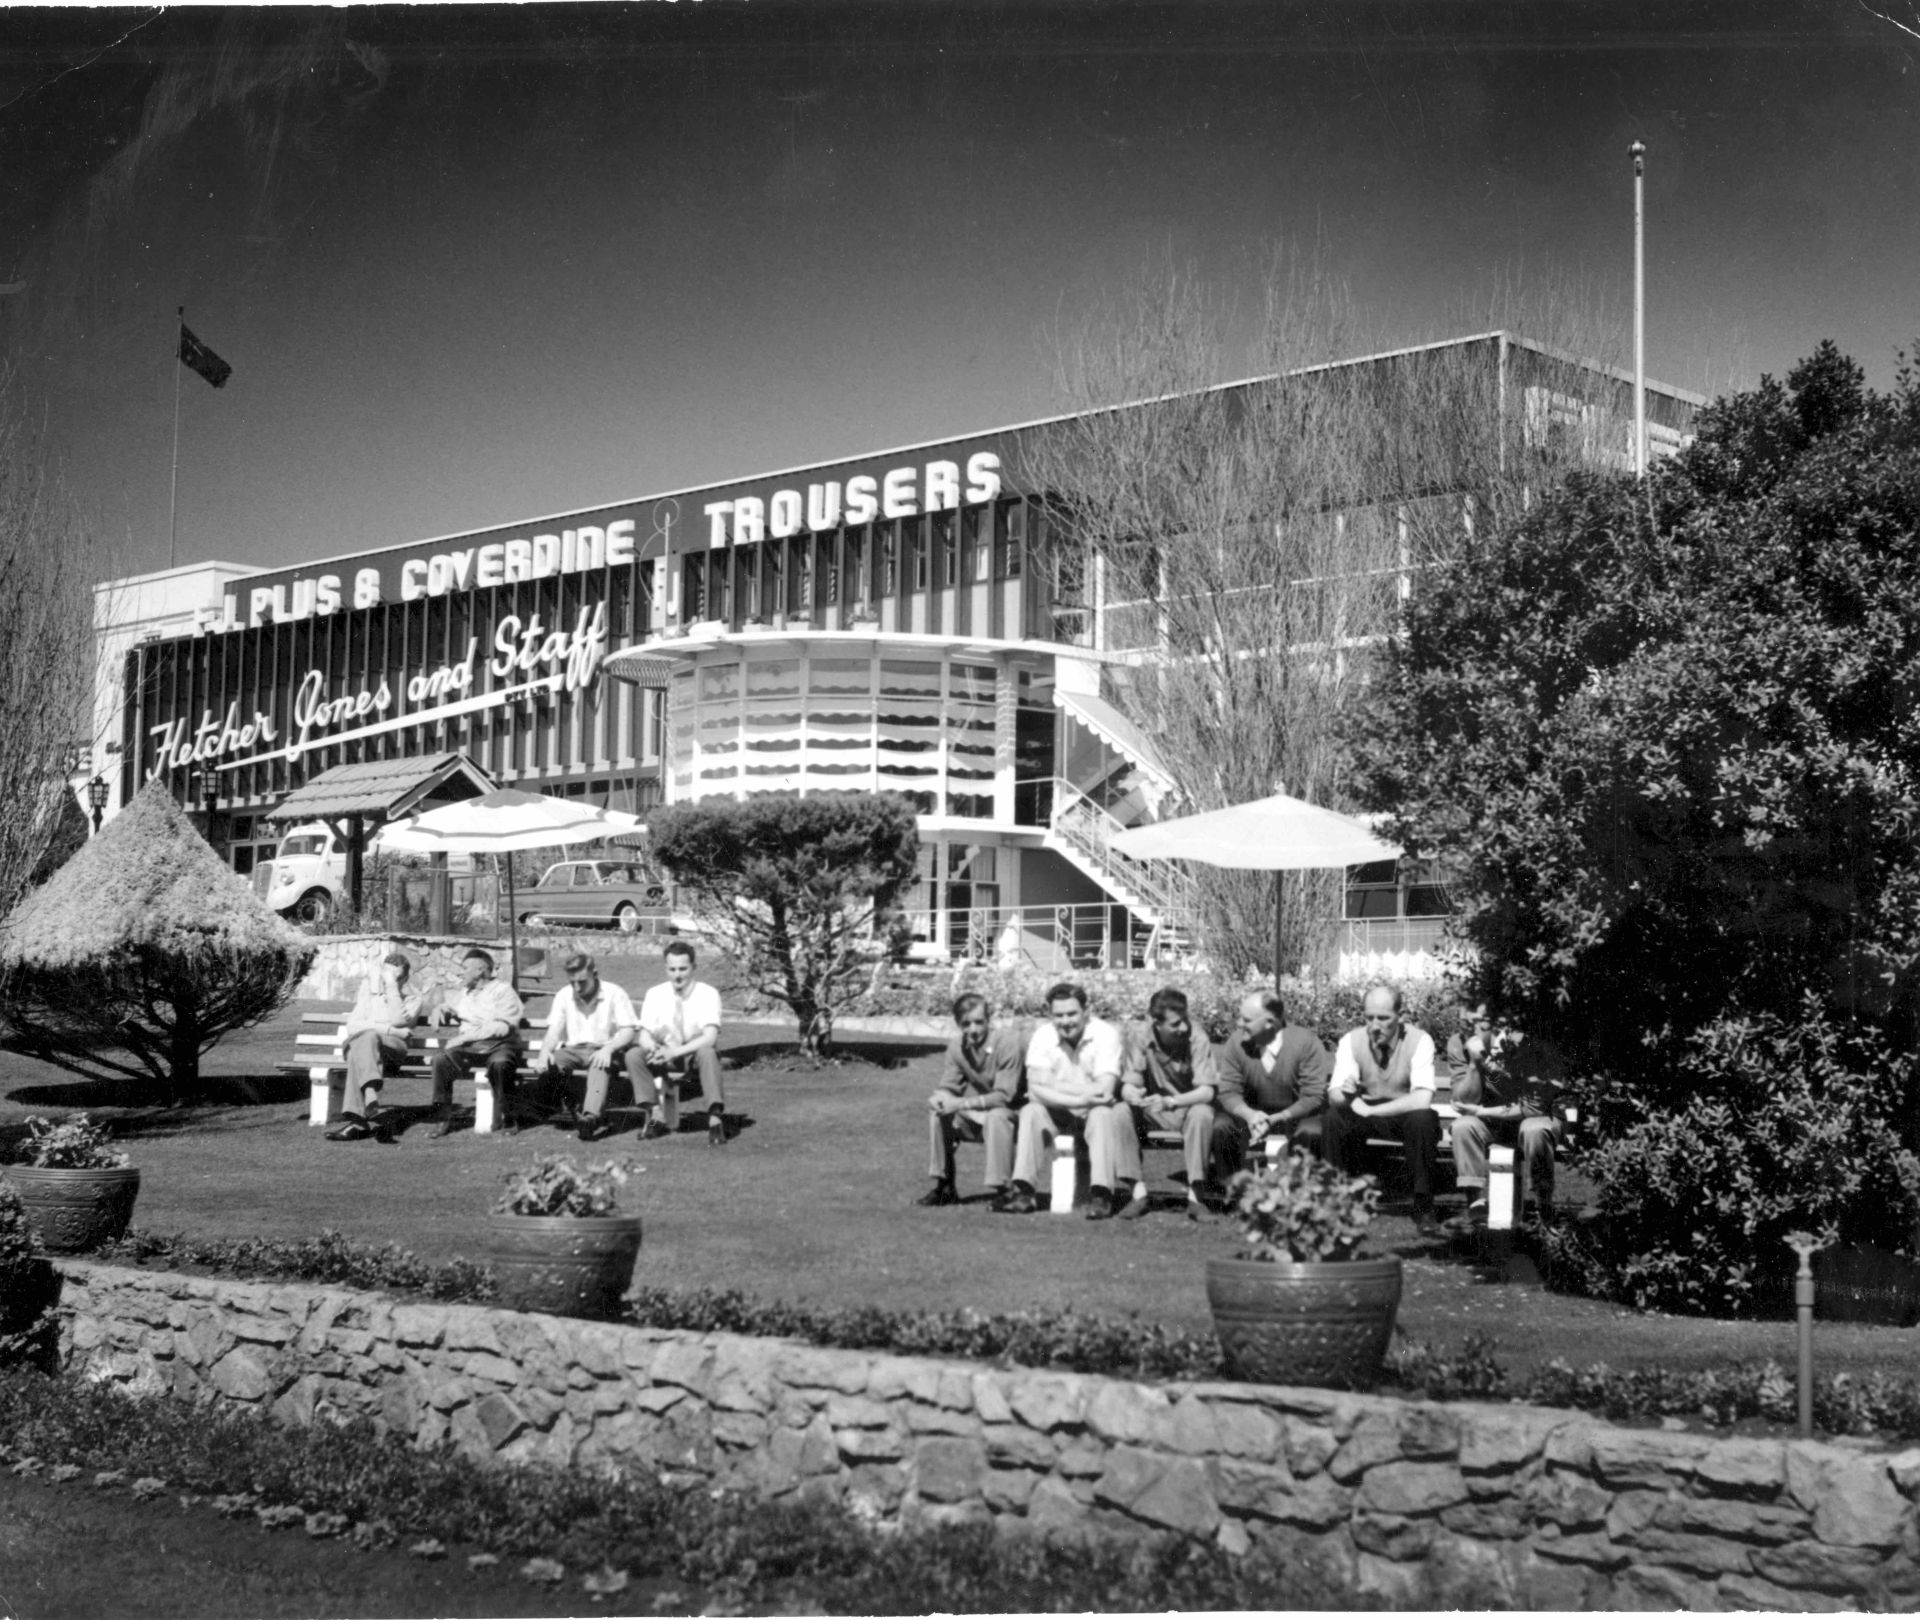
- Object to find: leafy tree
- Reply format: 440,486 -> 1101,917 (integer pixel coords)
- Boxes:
1349,341 -> 1920,1304
0,780 -> 315,1101
647,793 -> 919,1051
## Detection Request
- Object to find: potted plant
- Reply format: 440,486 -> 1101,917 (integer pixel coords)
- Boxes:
1204,1145 -> 1403,1390
484,1154 -> 643,1321
2,1114 -> 140,1255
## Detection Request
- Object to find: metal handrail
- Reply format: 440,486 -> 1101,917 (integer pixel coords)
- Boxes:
1038,777 -> 1198,920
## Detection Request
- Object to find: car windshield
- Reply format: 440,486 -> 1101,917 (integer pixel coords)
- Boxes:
278,835 -> 326,856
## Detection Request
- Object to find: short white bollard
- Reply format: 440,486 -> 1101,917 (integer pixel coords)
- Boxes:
1264,1135 -> 1286,1165
473,1074 -> 496,1134
308,1071 -> 332,1126
1049,1132 -> 1077,1214
1487,1144 -> 1516,1231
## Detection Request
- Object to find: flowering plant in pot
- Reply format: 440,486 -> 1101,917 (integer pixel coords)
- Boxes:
484,1154 -> 643,1320
3,1114 -> 140,1255
1204,1145 -> 1403,1389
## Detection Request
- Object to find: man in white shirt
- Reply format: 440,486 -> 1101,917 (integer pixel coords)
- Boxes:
1323,982 -> 1442,1235
537,952 -> 639,1143
428,948 -> 526,1139
996,983 -> 1140,1219
631,939 -> 727,1145
326,951 -> 421,1143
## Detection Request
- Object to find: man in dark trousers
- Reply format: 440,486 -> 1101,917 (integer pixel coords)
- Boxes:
1323,982 -> 1442,1236
428,948 -> 525,1138
919,993 -> 1026,1206
1209,990 -> 1333,1193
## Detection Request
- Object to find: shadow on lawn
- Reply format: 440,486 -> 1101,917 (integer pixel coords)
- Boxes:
724,1038 -> 941,1071
6,1072 -> 310,1113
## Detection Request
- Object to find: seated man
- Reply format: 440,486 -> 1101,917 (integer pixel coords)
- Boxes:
1119,987 -> 1219,1221
1448,1003 -> 1565,1220
326,950 -> 421,1143
919,993 -> 1025,1207
629,939 -> 726,1145
428,948 -> 525,1139
1322,982 -> 1442,1236
998,983 -> 1141,1220
537,952 -> 640,1143
1210,990 -> 1333,1188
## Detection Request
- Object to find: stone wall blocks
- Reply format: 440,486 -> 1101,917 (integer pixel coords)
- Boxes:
713,1411 -> 771,1450
388,1305 -> 443,1348
208,1346 -> 273,1402
1457,1406 -> 1561,1475
329,1328 -> 374,1358
865,1354 -> 938,1405
1787,1444 -> 1914,1548
271,1373 -> 320,1428
934,1369 -> 976,1413
1533,1529 -> 1629,1570
1888,1448 -> 1920,1500
630,1386 -> 687,1415
1270,1470 -> 1354,1532
1519,1548 -> 1604,1611
1026,1474 -> 1096,1540
1355,1461 -> 1471,1518
1084,1382 -> 1170,1446
710,1369 -> 773,1416
460,1351 -> 521,1386
912,1437 -> 988,1504
185,1315 -> 228,1368
1327,1411 -> 1403,1483
1210,1458 -> 1295,1521
825,1393 -> 895,1430
474,1392 -> 529,1451
1519,1469 -> 1610,1530
903,1402 -> 980,1439
1009,1375 -> 1085,1434
426,1375 -> 471,1414
982,1465 -> 1039,1511
651,1339 -> 717,1399
837,1427 -> 907,1464
1586,1427 -> 1705,1491
1353,1549 -> 1430,1608
1396,1403 -> 1461,1460
1602,1487 -> 1667,1542
972,1373 -> 1014,1426
1214,1517 -> 1253,1558
774,1344 -> 869,1395
1055,1438 -> 1108,1479
1351,1511 -> 1436,1561
983,1423 -> 1056,1472
1625,1526 -> 1756,1578
1752,1538 -> 1891,1593
1424,1533 -> 1521,1609
438,1311 -> 507,1359
1439,1500 -> 1529,1540
1719,1572 -> 1849,1612
1654,1495 -> 1810,1545
1690,1435 -> 1786,1496
1610,1560 -> 1720,1609
1204,1401 -> 1282,1461
1091,1445 -> 1161,1513
1542,1426 -> 1595,1474
1163,1394 -> 1225,1456
845,1461 -> 907,1515
1128,1457 -> 1221,1539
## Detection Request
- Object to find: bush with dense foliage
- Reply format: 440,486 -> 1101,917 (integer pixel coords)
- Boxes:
0,1182 -> 56,1371
0,781 -> 314,1101
647,791 -> 919,1048
1351,341 -> 1920,1306
492,1155 -> 639,1218
1226,1147 -> 1380,1263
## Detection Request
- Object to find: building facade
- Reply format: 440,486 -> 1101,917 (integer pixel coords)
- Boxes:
95,333 -> 1701,972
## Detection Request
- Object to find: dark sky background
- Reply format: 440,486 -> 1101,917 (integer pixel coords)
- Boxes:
2,1 -> 1914,577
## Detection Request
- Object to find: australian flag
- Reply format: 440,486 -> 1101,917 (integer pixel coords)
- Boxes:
178,324 -> 232,389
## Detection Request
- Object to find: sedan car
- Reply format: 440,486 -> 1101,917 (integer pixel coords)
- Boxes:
519,859 -> 671,932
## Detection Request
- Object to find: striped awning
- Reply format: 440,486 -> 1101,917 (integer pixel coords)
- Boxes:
1053,689 -> 1175,792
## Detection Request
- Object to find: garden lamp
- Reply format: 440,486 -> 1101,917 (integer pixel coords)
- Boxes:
86,774 -> 108,833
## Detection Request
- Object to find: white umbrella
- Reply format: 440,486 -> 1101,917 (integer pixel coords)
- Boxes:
378,790 -> 648,987
1110,792 -> 1402,982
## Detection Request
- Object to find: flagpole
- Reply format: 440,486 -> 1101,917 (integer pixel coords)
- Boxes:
169,306 -> 184,569
1631,142 -> 1647,479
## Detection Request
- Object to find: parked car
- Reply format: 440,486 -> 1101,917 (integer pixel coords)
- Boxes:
519,858 -> 671,932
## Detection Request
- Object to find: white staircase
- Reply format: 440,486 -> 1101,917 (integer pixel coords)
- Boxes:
1042,780 -> 1199,936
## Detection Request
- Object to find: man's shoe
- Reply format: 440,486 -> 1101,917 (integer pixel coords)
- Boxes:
1185,1197 -> 1214,1224
1413,1204 -> 1441,1238
707,1112 -> 726,1146
916,1181 -> 959,1208
642,1116 -> 672,1141
430,1112 -> 459,1139
1084,1187 -> 1116,1221
576,1113 -> 605,1144
1118,1194 -> 1151,1221
325,1115 -> 372,1142
991,1185 -> 1038,1214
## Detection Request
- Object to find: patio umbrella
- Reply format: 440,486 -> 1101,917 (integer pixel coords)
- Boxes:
1109,792 -> 1402,983
376,790 -> 648,988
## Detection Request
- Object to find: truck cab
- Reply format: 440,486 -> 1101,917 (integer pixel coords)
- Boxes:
257,822 -> 344,924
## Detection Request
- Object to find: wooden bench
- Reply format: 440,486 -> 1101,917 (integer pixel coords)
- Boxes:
286,1011 -> 553,1134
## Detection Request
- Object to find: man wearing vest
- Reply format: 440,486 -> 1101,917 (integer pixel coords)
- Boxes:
1210,990 -> 1333,1188
1323,982 -> 1442,1236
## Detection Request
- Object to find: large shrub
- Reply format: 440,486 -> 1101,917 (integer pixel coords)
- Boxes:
0,780 -> 314,1101
0,1181 -> 56,1371
648,792 -> 919,1048
1545,1002 -> 1920,1315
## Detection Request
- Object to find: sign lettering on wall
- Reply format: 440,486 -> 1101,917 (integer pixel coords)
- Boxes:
149,603 -> 608,777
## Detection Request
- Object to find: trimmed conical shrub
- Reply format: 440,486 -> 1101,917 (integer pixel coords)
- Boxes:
0,780 -> 314,1100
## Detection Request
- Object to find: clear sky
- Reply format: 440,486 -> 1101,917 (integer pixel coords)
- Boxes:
3,0 -> 1915,578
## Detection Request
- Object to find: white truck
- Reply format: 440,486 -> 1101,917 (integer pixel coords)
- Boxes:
257,822 -> 472,924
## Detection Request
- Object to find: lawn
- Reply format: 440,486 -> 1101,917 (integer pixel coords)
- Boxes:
1,991 -> 1913,1382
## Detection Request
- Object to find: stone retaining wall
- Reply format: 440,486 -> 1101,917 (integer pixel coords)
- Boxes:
55,1262 -> 1920,1610
299,933 -> 679,1001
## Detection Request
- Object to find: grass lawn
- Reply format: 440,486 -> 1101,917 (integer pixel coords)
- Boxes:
2,995 -> 1914,1382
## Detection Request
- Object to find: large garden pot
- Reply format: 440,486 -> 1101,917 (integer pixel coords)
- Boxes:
484,1213 -> 642,1320
4,1166 -> 141,1255
1205,1254 -> 1403,1390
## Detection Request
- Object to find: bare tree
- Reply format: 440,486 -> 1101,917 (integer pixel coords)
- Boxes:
0,369 -> 104,926
1018,254 -> 1635,975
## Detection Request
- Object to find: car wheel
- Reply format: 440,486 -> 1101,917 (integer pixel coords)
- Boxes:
294,890 -> 333,926
615,903 -> 641,933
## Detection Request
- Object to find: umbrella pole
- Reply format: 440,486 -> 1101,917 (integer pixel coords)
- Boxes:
506,856 -> 519,994
1273,870 -> 1285,990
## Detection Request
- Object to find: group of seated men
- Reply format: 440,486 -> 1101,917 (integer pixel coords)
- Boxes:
323,940 -> 728,1145
923,980 -> 1562,1231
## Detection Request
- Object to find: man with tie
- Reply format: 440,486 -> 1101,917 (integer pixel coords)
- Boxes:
1209,991 -> 1333,1191
1323,982 -> 1442,1235
631,940 -> 727,1144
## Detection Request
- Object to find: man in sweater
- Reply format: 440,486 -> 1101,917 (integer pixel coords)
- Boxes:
1119,986 -> 1219,1220
1322,982 -> 1442,1235
536,952 -> 640,1143
919,993 -> 1026,1206
428,948 -> 526,1138
1208,990 -> 1333,1188
325,951 -> 422,1143
996,983 -> 1140,1219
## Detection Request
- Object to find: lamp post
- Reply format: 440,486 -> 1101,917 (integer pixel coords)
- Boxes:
198,768 -> 221,852
86,775 -> 108,834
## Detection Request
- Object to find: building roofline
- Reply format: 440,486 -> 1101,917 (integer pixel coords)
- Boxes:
110,329 -> 1707,588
